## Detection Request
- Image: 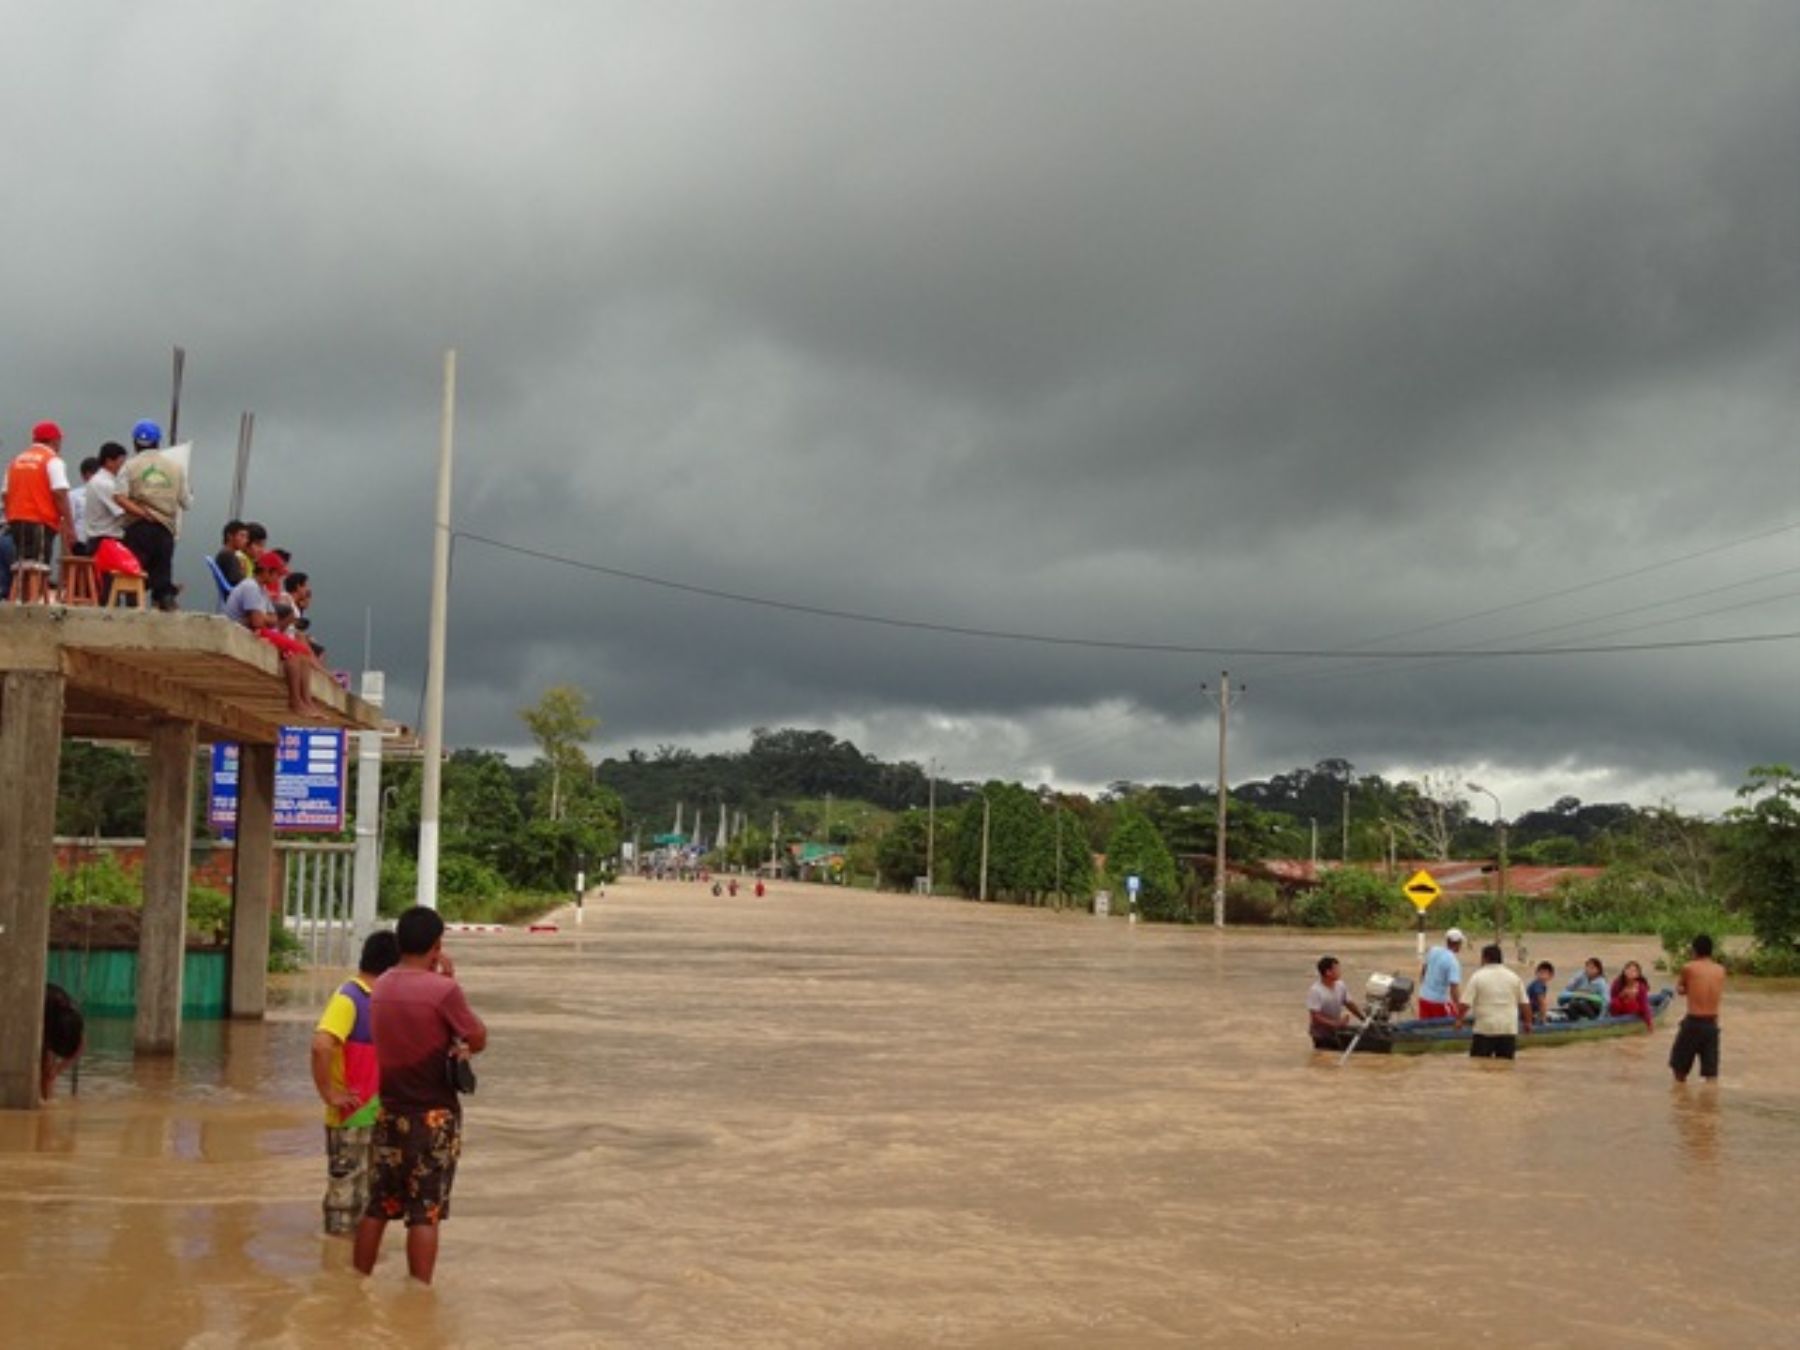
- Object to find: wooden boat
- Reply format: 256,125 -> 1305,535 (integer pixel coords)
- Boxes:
1321,989 -> 1674,1055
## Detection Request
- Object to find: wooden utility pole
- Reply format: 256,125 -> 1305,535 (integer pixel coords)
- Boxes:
979,794 -> 991,902
167,346 -> 186,444
1341,786 -> 1351,861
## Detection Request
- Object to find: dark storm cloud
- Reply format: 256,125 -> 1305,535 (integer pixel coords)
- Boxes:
4,2 -> 1796,811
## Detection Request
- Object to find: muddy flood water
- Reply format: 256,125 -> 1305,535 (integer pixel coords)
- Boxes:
3,878 -> 1798,1348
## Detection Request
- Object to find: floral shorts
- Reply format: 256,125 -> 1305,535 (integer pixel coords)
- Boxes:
366,1107 -> 462,1227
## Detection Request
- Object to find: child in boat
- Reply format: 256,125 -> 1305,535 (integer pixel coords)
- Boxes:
1526,961 -> 1555,1020
1558,958 -> 1608,1020
1609,960 -> 1655,1029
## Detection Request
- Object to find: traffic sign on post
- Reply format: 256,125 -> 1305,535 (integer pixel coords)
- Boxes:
1402,869 -> 1441,911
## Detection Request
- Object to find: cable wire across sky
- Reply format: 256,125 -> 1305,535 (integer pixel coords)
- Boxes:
453,530 -> 1800,662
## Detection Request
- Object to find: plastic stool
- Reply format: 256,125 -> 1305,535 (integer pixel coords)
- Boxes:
106,574 -> 149,609
60,555 -> 100,606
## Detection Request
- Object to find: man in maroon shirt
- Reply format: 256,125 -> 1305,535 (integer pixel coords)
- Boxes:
352,906 -> 486,1284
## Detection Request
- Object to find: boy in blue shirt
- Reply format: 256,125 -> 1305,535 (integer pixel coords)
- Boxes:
1525,961 -> 1555,1020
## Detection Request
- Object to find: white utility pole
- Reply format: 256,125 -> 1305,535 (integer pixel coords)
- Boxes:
925,759 -> 937,896
1210,672 -> 1231,929
416,349 -> 456,910
350,670 -> 386,938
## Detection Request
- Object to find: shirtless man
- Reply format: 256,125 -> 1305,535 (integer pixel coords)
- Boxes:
1670,934 -> 1726,1083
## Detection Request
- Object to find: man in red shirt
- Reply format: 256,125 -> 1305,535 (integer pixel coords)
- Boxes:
353,906 -> 486,1285
4,421 -> 75,601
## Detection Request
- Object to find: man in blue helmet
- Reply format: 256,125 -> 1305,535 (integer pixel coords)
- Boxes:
117,420 -> 192,610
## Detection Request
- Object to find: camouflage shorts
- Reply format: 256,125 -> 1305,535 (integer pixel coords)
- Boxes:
366,1108 -> 462,1227
323,1125 -> 373,1235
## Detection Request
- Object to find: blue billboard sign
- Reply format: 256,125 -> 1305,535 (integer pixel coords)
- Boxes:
209,728 -> 348,835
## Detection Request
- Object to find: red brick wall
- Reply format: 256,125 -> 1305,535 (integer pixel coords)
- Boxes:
54,838 -> 238,891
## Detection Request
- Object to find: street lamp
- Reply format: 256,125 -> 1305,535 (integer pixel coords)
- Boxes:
1466,781 -> 1509,944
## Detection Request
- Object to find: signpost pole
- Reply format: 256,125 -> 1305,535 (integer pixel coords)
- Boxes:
1402,869 -> 1441,958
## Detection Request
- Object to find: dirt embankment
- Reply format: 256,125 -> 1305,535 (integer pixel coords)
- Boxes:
49,906 -> 225,950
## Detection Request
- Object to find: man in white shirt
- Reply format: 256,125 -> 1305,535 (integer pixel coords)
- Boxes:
1307,955 -> 1366,1049
1456,944 -> 1532,1060
82,443 -> 129,548
69,456 -> 98,551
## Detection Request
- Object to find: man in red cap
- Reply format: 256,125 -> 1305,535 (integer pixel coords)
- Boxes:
4,421 -> 76,602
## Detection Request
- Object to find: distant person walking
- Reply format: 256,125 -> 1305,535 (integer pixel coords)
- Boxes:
117,420 -> 192,610
311,930 -> 402,1236
1670,935 -> 1726,1083
1418,927 -> 1466,1019
354,907 -> 486,1285
1456,944 -> 1532,1059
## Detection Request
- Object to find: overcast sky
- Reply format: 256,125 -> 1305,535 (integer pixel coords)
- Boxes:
7,2 -> 1796,815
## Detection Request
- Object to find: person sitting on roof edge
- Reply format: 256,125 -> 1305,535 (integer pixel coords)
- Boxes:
225,549 -> 323,713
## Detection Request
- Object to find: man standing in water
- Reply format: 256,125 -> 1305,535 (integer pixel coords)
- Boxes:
354,908 -> 486,1284
1670,934 -> 1726,1083
311,930 -> 401,1235
1457,944 -> 1532,1059
1306,956 -> 1365,1048
1418,927 -> 1465,1019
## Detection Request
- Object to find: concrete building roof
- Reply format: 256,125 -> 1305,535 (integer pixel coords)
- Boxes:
0,607 -> 380,744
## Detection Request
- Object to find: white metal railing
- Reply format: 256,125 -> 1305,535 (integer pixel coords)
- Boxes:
280,841 -> 358,968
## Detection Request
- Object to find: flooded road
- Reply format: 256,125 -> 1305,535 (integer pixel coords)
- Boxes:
3,878 -> 1798,1347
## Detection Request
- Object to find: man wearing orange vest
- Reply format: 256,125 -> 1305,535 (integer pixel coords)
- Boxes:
4,421 -> 75,602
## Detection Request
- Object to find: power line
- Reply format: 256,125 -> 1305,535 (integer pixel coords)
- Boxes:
1261,571 -> 1800,688
1241,516 -> 1800,682
454,530 -> 1800,661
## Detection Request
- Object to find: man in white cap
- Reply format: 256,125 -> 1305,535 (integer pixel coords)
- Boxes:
1418,927 -> 1466,1020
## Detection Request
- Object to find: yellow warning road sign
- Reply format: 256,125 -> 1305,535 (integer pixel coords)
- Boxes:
1402,869 -> 1442,911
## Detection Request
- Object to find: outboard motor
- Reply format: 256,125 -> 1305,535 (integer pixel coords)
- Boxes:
1338,972 -> 1416,1064
1364,972 -> 1415,1018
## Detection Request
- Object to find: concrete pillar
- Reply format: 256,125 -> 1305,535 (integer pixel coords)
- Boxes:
135,719 -> 197,1054
228,741 -> 277,1019
350,671 -> 385,942
0,671 -> 66,1109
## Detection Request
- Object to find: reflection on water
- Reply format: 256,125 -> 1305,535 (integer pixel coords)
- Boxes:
3,879 -> 1798,1346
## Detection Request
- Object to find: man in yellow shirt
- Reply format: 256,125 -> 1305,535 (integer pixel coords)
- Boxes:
311,931 -> 401,1235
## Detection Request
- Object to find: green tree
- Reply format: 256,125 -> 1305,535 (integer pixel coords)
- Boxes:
442,750 -> 525,874
952,782 -> 1052,900
520,684 -> 599,823
1105,808 -> 1180,920
1724,765 -> 1800,953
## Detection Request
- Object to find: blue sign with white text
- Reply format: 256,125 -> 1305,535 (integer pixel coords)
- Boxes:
209,728 -> 347,835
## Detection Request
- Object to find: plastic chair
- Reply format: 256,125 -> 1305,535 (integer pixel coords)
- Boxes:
203,554 -> 233,608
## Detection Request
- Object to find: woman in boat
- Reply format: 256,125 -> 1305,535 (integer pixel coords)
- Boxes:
1558,958 -> 1608,1020
1609,960 -> 1655,1029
